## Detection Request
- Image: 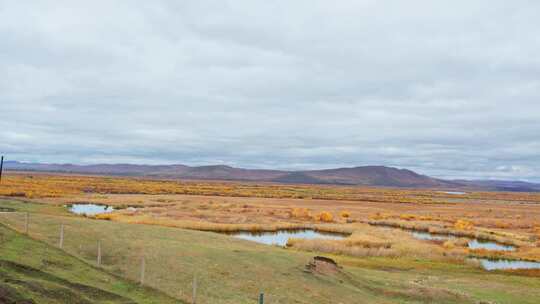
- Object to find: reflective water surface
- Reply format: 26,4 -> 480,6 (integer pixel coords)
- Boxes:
441,191 -> 467,195
410,231 -> 515,251
69,203 -> 114,215
476,258 -> 540,270
467,239 -> 514,251
226,229 -> 347,246
412,231 -> 453,241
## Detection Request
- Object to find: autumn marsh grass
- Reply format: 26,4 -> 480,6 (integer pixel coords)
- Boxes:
286,225 -> 469,261
2,173 -> 540,266
6,171 -> 537,263
367,219 -> 532,247
4,172 -> 540,205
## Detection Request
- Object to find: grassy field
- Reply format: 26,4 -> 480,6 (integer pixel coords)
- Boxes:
1,199 -> 540,303
41,190 -> 540,262
3,173 -> 539,236
0,219 -> 181,303
3,172 -> 540,204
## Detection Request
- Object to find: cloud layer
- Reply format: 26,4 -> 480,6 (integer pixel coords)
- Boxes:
1,1 -> 540,181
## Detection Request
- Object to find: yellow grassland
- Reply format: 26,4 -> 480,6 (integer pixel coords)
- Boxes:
2,172 -> 540,262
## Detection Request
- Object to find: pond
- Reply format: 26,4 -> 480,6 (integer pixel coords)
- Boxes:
476,258 -> 540,271
226,229 -> 347,247
68,203 -> 114,216
412,231 -> 453,241
410,231 -> 515,251
441,191 -> 467,195
467,239 -> 515,251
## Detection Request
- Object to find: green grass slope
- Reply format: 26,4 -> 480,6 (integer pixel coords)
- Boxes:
0,222 -> 181,304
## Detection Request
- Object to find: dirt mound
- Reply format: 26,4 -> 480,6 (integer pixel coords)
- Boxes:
305,256 -> 341,275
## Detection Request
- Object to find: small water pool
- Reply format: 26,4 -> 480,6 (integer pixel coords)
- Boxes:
441,191 -> 467,195
468,239 -> 515,251
476,258 -> 540,271
68,203 -> 114,216
412,231 -> 453,241
226,229 -> 347,246
410,231 -> 515,251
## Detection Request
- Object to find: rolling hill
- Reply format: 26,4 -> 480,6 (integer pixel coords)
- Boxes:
4,160 -> 539,191
4,161 -> 461,188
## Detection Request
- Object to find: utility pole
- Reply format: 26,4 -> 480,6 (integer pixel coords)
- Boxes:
0,155 -> 4,183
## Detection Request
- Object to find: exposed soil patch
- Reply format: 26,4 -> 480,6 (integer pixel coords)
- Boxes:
305,256 -> 341,275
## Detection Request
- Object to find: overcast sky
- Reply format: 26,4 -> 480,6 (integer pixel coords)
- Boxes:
1,1 -> 539,181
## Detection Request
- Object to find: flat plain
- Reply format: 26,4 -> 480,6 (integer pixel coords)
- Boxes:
1,172 -> 540,303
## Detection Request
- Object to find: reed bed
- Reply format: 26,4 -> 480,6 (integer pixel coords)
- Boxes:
368,219 -> 531,247
5,172 -> 540,205
96,212 -> 313,232
5,172 -> 538,266
95,212 -> 360,236
286,227 -> 468,261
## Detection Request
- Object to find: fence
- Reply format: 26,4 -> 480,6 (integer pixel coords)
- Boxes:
0,211 -> 278,304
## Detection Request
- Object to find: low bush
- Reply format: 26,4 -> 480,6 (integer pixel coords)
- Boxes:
290,208 -> 311,219
313,211 -> 334,223
454,219 -> 474,230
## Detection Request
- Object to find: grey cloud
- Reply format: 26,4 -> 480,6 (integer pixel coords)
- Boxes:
1,0 -> 540,181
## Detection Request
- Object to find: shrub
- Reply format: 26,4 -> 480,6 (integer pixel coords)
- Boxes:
399,214 -> 416,221
6,192 -> 26,197
291,208 -> 311,219
442,240 -> 455,249
314,211 -> 334,223
340,211 -> 351,218
454,219 -> 474,230
369,212 -> 391,220
495,221 -> 511,229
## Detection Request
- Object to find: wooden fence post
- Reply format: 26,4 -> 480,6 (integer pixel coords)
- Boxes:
59,224 -> 64,249
259,292 -> 264,304
0,156 -> 4,183
24,212 -> 29,234
192,275 -> 197,304
140,257 -> 146,285
97,240 -> 102,266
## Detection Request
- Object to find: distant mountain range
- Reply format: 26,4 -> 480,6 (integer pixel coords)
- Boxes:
3,161 -> 540,192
